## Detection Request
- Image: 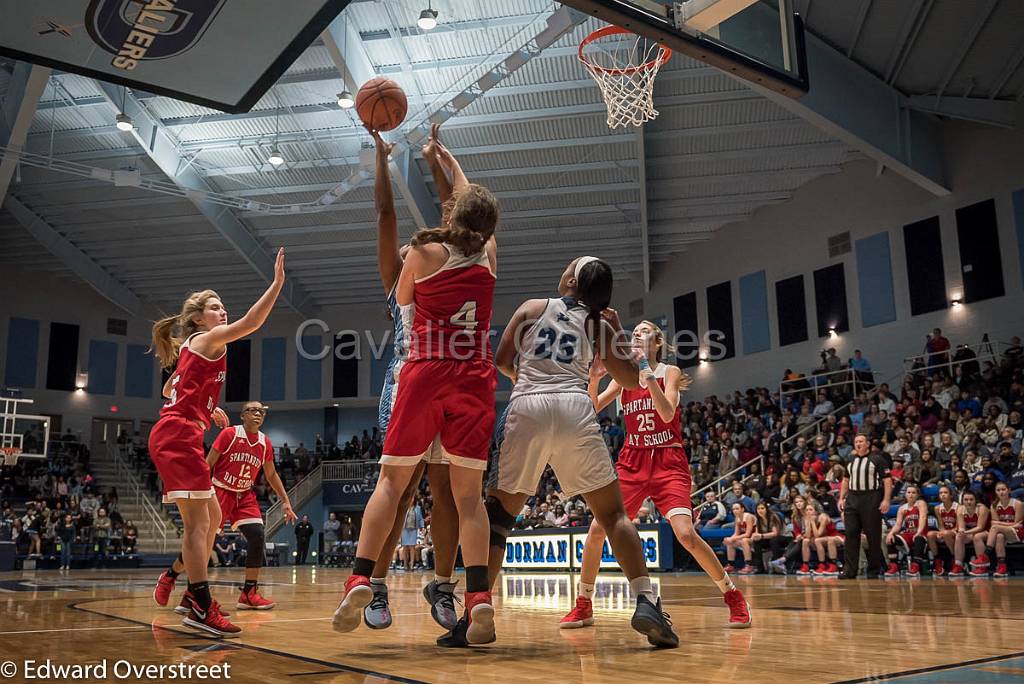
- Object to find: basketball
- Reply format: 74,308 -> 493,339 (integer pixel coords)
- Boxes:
355,77 -> 408,132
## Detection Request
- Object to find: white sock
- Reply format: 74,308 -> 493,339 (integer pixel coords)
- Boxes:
578,582 -> 595,600
370,576 -> 387,586
629,576 -> 654,601
714,572 -> 736,594
434,575 -> 452,585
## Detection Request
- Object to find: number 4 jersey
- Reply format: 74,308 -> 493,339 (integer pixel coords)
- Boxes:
511,297 -> 593,399
620,363 -> 683,449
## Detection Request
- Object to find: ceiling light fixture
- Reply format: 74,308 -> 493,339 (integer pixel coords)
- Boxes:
268,148 -> 285,166
418,2 -> 438,30
337,90 -> 355,109
115,86 -> 132,131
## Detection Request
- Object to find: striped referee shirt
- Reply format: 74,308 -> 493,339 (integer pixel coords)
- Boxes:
847,452 -> 891,492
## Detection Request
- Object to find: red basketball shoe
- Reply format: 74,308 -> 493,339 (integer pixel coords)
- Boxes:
948,562 -> 965,577
993,562 -> 1009,578
724,589 -> 751,629
237,587 -> 275,610
332,575 -> 373,633
559,597 -> 594,629
465,591 -> 496,645
884,562 -> 900,578
154,571 -> 176,607
182,601 -> 241,638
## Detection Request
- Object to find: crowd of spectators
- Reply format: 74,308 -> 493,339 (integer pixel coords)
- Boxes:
1,435 -> 138,567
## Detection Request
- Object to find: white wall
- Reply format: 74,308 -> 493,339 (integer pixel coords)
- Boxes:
642,115 -> 1024,398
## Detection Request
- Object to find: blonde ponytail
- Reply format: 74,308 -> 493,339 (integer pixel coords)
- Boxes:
149,289 -> 221,368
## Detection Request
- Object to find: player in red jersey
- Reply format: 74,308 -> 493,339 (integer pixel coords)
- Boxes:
927,485 -> 958,576
207,401 -> 295,610
333,157 -> 500,646
149,248 -> 286,638
884,484 -> 929,578
723,502 -> 757,574
811,506 -> 843,577
971,482 -> 1022,578
561,320 -> 750,630
361,125 -> 460,632
951,490 -> 988,576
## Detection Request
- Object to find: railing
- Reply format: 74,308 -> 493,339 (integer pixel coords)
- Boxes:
322,460 -> 379,482
265,465 -> 323,539
902,339 -> 1006,379
108,442 -> 174,552
690,453 -> 765,505
778,366 -> 880,410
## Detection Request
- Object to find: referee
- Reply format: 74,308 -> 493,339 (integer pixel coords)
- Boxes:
838,435 -> 892,579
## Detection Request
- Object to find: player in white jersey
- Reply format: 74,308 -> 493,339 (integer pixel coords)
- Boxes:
478,256 -> 678,649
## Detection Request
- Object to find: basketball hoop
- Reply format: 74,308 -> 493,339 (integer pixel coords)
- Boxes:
579,26 -> 672,129
2,446 -> 20,467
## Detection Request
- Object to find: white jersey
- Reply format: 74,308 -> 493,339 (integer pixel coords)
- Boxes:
511,297 -> 594,399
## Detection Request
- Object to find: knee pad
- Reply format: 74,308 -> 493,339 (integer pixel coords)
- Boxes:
484,496 -> 516,549
239,523 -> 265,568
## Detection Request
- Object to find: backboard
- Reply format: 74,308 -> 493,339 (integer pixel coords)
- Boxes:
0,0 -> 351,113
561,0 -> 809,97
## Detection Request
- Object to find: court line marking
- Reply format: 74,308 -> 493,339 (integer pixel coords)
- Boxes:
66,599 -> 431,684
661,587 -> 847,603
0,625 -> 150,635
830,650 -> 1024,683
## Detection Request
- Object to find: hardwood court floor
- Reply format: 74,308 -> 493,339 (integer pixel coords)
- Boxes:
0,567 -> 1022,683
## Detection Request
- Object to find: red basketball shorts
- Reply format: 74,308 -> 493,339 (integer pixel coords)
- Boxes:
381,359 -> 496,470
148,415 -> 214,504
616,446 -> 692,519
215,487 -> 263,529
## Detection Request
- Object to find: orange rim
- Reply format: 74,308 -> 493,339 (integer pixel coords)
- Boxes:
578,25 -> 672,76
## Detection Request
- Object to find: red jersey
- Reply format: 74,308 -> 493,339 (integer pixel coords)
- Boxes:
160,333 -> 225,429
961,506 -> 983,530
936,503 -> 957,530
211,426 -> 273,492
994,500 -> 1019,524
899,502 -> 924,535
408,246 -> 495,362
621,364 -> 682,449
792,517 -> 803,537
821,517 -> 839,537
734,515 -> 751,535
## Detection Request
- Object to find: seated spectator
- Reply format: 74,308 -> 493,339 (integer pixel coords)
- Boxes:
722,480 -> 755,513
927,485 -> 958,576
123,521 -> 138,554
723,503 -> 756,573
553,504 -> 569,526
812,392 -> 834,417
214,533 -> 234,567
956,390 -> 982,418
907,449 -> 941,487
751,501 -> 785,573
695,491 -> 727,530
1007,447 -> 1024,500
876,385 -> 897,414
810,503 -> 842,576
849,349 -> 872,384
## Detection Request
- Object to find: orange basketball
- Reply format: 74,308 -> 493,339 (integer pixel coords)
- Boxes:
355,77 -> 408,132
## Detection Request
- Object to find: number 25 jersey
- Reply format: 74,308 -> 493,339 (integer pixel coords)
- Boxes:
620,363 -> 683,449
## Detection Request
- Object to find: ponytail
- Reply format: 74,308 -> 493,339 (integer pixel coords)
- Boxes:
412,183 -> 498,256
149,289 -> 221,368
576,258 -> 613,341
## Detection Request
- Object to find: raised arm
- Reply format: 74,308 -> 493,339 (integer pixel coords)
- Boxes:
595,308 -> 640,390
371,129 -> 402,293
192,248 -> 286,358
588,356 -> 622,413
434,141 -> 468,193
422,124 -> 453,208
495,299 -> 546,383
643,362 -> 683,423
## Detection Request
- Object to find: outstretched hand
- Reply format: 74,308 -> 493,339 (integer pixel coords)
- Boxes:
590,354 -> 608,381
211,407 -> 229,428
422,123 -> 441,160
273,247 -> 285,284
678,370 -> 693,394
367,126 -> 394,159
600,308 -> 623,332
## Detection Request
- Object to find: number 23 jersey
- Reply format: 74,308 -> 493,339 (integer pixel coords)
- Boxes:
620,363 -> 682,449
511,297 -> 593,399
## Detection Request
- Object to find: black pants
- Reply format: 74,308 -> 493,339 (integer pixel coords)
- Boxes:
843,490 -> 884,578
296,542 -> 309,565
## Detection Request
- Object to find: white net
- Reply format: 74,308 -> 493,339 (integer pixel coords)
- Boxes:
579,29 -> 671,129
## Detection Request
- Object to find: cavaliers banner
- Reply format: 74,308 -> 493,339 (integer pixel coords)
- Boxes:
0,0 -> 351,113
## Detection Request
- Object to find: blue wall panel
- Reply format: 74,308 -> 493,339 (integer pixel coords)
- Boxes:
296,335 -> 323,400
4,317 -> 39,388
87,340 -> 118,395
124,344 -> 153,398
738,271 -> 770,355
855,231 -> 897,327
260,337 -> 286,402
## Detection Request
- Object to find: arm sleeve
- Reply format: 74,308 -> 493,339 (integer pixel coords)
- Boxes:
871,454 -> 891,479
